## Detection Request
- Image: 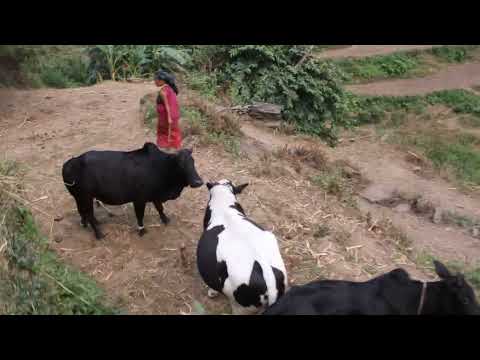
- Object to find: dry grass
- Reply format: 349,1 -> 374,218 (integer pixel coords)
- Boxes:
249,152 -> 292,179
185,94 -> 242,138
273,144 -> 328,171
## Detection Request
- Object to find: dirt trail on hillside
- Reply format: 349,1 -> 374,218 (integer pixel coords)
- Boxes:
315,45 -> 441,60
240,122 -> 480,266
346,62 -> 480,96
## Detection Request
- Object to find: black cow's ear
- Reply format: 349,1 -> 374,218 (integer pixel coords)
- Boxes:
434,260 -> 452,279
455,275 -> 465,288
206,182 -> 214,190
233,183 -> 249,195
187,148 -> 193,155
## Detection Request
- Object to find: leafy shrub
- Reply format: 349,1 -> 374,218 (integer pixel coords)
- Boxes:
211,46 -> 351,144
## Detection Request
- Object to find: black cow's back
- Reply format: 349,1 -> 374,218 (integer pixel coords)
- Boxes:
62,143 -> 183,206
263,279 -> 391,315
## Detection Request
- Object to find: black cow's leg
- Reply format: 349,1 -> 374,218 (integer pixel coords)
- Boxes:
153,200 -> 170,225
73,196 -> 88,228
85,197 -> 104,240
134,201 -> 147,236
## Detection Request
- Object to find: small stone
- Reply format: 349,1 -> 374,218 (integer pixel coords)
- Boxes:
413,166 -> 422,172
54,235 -> 63,243
54,215 -> 64,222
432,208 -> 443,224
394,203 -> 411,213
472,227 -> 480,238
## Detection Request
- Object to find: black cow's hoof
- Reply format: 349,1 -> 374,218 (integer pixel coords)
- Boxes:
161,216 -> 171,225
138,228 -> 147,237
81,220 -> 88,228
95,232 -> 105,240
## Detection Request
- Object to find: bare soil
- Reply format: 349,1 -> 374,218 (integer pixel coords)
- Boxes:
315,45 -> 441,60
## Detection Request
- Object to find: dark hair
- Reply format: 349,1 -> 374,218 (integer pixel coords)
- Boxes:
155,70 -> 179,95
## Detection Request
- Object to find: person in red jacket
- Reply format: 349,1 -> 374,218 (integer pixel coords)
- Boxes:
154,70 -> 182,152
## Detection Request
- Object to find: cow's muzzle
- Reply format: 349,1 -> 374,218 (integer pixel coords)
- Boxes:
190,178 -> 204,188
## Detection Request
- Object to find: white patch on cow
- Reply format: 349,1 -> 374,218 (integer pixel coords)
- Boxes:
207,179 -> 288,312
207,289 -> 220,298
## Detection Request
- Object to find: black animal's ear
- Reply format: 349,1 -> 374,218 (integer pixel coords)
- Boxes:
206,182 -> 214,190
233,183 -> 249,195
455,274 -> 466,288
186,148 -> 193,155
434,261 -> 452,279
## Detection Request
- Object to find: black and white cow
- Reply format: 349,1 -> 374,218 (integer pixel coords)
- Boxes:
197,179 -> 288,315
263,261 -> 480,315
62,143 -> 203,239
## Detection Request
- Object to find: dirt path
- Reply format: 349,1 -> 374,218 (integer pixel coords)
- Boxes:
346,62 -> 480,96
315,45 -> 440,60
240,121 -> 480,266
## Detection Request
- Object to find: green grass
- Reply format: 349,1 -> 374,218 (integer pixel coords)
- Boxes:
336,52 -> 423,83
333,45 -> 480,84
350,90 -> 480,186
0,161 -> 118,315
426,90 -> 480,118
350,90 -> 480,124
395,132 -> 480,186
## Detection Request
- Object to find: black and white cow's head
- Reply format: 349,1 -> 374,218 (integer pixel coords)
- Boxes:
203,179 -> 249,230
175,148 -> 204,188
206,179 -> 249,197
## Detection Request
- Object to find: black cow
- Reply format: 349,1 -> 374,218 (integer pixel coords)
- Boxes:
62,143 -> 203,239
263,261 -> 480,315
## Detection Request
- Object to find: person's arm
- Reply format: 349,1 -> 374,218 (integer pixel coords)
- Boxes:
159,87 -> 172,142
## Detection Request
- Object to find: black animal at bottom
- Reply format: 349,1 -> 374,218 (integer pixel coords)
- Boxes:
62,143 -> 203,239
263,261 -> 480,315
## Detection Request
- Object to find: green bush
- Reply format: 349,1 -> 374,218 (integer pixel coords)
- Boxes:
210,46 -> 351,144
185,71 -> 219,100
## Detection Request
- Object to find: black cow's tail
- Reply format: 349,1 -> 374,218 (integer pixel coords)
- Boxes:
62,157 -> 82,195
